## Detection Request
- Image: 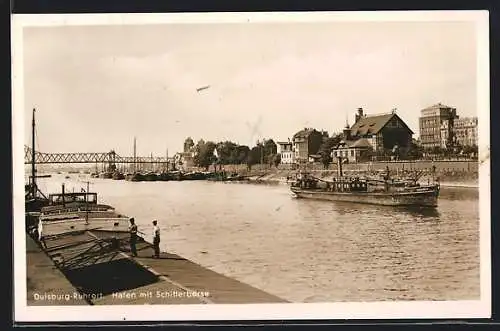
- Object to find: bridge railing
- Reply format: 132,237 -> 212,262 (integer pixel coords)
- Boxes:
24,145 -> 170,164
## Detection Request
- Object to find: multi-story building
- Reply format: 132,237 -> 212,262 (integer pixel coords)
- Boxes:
292,128 -> 324,164
331,107 -> 414,162
440,116 -> 478,148
419,103 -> 458,149
276,140 -> 295,164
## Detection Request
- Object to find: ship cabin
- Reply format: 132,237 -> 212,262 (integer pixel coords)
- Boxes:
41,191 -> 115,216
48,192 -> 98,205
327,177 -> 368,193
293,173 -> 369,193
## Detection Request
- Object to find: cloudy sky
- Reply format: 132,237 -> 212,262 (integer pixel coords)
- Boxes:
22,19 -> 478,157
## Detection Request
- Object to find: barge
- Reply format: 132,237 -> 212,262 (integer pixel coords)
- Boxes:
290,158 -> 440,208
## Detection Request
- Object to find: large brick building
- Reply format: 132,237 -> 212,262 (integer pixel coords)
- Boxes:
419,103 -> 458,149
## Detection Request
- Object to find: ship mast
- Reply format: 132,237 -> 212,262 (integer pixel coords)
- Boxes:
31,108 -> 36,199
133,137 -> 136,173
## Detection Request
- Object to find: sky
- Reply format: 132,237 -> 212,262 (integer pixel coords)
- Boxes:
22,19 -> 478,157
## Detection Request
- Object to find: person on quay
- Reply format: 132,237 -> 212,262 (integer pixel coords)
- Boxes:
152,220 -> 161,258
129,218 -> 138,257
38,220 -> 46,249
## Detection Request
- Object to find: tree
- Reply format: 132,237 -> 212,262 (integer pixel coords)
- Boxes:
215,141 -> 238,164
272,154 -> 281,167
184,137 -> 195,153
406,140 -> 423,160
193,140 -> 216,170
236,145 -> 250,164
247,146 -> 261,170
263,139 -> 278,163
318,134 -> 342,169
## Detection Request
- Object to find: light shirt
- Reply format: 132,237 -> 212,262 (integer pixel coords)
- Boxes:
153,225 -> 160,238
38,221 -> 43,240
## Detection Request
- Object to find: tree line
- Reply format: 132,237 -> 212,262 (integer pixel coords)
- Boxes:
184,137 -> 281,170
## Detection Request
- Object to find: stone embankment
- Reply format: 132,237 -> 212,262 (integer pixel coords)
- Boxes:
215,160 -> 480,188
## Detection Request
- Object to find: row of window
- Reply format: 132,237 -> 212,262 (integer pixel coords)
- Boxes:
333,150 -> 356,157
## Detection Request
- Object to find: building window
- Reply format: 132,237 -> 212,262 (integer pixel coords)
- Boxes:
351,150 -> 354,157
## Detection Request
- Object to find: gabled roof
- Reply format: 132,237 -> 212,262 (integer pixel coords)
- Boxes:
350,113 -> 414,136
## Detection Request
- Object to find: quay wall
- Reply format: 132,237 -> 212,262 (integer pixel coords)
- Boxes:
201,160 -> 479,182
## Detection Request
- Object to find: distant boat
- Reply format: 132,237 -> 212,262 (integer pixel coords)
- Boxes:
143,172 -> 158,181
99,172 -> 113,179
183,171 -> 207,180
125,172 -> 144,182
112,172 -> 125,180
158,172 -> 172,181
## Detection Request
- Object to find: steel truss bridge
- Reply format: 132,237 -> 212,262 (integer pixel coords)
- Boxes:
24,145 -> 170,165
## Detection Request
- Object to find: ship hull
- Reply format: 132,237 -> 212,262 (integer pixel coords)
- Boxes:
291,187 -> 439,207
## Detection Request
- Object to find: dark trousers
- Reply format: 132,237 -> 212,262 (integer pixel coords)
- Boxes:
153,237 -> 160,258
130,236 -> 137,256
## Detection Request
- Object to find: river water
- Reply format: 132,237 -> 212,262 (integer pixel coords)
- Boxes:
36,174 -> 480,303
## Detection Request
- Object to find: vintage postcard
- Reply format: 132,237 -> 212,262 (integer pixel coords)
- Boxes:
12,11 -> 490,322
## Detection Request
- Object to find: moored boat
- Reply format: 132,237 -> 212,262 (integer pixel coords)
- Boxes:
143,172 -> 158,181
99,172 -> 113,179
112,171 -> 125,180
125,172 -> 144,181
158,172 -> 172,181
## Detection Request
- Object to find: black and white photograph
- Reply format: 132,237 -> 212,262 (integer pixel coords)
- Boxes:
12,11 -> 490,322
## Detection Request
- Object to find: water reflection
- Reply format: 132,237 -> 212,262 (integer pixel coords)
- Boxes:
34,175 -> 480,303
439,187 -> 479,201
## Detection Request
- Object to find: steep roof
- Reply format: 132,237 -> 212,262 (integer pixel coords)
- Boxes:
350,113 -> 414,136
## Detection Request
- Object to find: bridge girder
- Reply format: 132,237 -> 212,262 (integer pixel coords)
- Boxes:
24,145 -> 170,164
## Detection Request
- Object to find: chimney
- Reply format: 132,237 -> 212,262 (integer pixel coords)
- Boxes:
355,107 -> 364,123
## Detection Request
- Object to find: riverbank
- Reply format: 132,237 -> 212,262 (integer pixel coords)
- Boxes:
238,168 -> 478,188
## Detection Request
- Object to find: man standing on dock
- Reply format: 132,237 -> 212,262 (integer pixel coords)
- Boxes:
129,218 -> 138,257
152,220 -> 160,258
